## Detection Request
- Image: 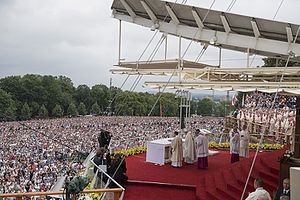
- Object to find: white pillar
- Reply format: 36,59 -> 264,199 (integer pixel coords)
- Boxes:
290,167 -> 300,199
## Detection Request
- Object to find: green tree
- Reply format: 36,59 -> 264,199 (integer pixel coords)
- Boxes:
39,104 -> 48,118
67,102 -> 78,117
109,86 -> 122,114
75,85 -> 92,112
20,102 -> 31,120
262,57 -> 300,67
91,84 -> 109,112
0,76 -> 23,101
0,89 -> 16,121
198,97 -> 214,116
30,101 -> 40,118
57,76 -> 75,113
214,100 -> 227,117
161,93 -> 179,116
78,102 -> 87,116
91,102 -> 100,115
52,104 -> 63,118
41,76 -> 63,115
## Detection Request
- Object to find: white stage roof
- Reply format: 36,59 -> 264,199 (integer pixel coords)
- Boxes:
111,0 -> 300,62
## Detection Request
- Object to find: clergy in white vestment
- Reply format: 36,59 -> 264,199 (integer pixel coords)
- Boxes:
239,126 -> 250,158
269,117 -> 275,135
195,129 -> 209,169
230,128 -> 240,163
171,131 -> 183,168
184,131 -> 196,164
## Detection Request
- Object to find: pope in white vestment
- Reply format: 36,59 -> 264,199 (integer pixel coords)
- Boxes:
184,131 -> 196,164
171,131 -> 183,168
239,127 -> 250,158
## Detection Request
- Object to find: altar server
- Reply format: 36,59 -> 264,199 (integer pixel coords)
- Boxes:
195,129 -> 209,169
230,127 -> 240,163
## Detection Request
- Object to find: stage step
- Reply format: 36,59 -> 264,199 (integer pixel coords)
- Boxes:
216,187 -> 239,200
127,180 -> 196,190
196,150 -> 282,200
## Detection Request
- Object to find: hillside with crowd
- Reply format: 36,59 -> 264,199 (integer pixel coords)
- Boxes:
0,116 -> 224,194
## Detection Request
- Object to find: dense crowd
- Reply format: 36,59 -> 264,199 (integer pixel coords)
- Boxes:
244,92 -> 296,109
0,116 -> 224,194
237,92 -> 296,136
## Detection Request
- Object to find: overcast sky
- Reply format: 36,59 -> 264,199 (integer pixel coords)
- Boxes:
0,0 -> 300,92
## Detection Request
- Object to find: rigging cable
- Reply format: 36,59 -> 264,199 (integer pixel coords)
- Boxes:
115,34 -> 166,115
226,0 -> 237,12
181,0 -> 216,60
193,0 -> 237,64
114,0 -> 182,115
148,0 -> 216,117
147,69 -> 177,116
273,0 -> 285,20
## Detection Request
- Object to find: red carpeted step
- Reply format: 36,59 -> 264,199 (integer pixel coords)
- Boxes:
259,170 -> 278,183
216,187 -> 240,200
213,171 -> 226,190
123,184 -> 198,200
206,189 -> 228,200
204,174 -> 216,189
127,179 -> 196,190
260,157 -> 280,175
227,181 -> 243,194
236,178 -> 255,192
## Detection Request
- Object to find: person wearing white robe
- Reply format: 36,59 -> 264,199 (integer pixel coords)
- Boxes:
230,128 -> 240,163
195,129 -> 209,169
184,131 -> 196,164
171,131 -> 183,168
239,126 -> 250,158
269,117 -> 276,135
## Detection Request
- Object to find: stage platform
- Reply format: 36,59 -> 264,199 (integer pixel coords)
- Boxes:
123,149 -> 283,200
126,150 -> 264,186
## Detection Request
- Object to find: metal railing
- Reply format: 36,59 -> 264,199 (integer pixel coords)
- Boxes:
0,188 -> 123,200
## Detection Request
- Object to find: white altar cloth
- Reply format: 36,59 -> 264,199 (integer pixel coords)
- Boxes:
146,138 -> 219,165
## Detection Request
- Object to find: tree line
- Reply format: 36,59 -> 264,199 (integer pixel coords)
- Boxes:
0,74 -> 234,121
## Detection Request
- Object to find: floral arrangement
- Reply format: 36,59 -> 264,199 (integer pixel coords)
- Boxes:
114,146 -> 147,157
208,141 -> 283,150
278,150 -> 294,164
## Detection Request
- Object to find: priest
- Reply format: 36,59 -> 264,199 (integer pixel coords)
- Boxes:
171,131 -> 183,168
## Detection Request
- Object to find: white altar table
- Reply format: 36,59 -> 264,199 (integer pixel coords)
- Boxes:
146,138 -> 219,165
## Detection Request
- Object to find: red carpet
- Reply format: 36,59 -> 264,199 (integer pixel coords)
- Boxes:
123,149 -> 282,200
123,184 -> 197,200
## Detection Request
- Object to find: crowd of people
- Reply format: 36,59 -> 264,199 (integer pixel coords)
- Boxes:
244,92 -> 296,109
0,91 -> 295,199
235,92 -> 296,140
0,116 -> 224,194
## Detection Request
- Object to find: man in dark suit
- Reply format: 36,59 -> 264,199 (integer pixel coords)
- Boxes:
97,130 -> 111,149
108,154 -> 128,188
274,178 -> 290,200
